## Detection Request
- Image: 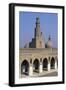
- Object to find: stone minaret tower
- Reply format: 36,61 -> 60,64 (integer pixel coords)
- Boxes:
34,17 -> 45,48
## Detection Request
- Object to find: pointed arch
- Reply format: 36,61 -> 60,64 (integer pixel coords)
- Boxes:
33,58 -> 39,73
43,58 -> 48,71
21,60 -> 29,75
51,57 -> 55,69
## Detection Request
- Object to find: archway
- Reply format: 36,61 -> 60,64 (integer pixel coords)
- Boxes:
51,57 -> 55,69
21,60 -> 29,75
43,58 -> 48,71
33,59 -> 39,73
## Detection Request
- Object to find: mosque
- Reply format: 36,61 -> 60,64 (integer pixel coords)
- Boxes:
19,17 -> 58,77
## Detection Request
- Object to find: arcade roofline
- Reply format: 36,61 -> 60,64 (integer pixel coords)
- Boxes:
20,48 -> 57,50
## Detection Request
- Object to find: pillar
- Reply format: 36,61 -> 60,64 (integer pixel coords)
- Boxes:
39,58 -> 42,73
55,60 -> 57,70
48,57 -> 50,71
29,65 -> 33,76
29,59 -> 33,76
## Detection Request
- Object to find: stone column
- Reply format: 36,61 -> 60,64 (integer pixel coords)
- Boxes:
39,58 -> 43,73
29,59 -> 33,76
55,60 -> 57,70
48,57 -> 50,71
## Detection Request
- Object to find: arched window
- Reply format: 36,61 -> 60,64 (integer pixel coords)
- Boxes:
21,60 -> 29,75
43,58 -> 48,71
33,59 -> 39,73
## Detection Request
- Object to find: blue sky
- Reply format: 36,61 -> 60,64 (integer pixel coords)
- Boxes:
19,11 -> 58,48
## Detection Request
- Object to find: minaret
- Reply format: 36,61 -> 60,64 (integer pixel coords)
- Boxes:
34,17 -> 45,48
35,17 -> 41,38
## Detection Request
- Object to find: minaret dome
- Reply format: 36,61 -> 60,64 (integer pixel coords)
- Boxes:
46,35 -> 52,48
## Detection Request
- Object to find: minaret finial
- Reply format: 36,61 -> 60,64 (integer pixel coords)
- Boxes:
36,16 -> 40,24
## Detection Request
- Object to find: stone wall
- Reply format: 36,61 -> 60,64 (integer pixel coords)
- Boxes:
19,48 -> 58,77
